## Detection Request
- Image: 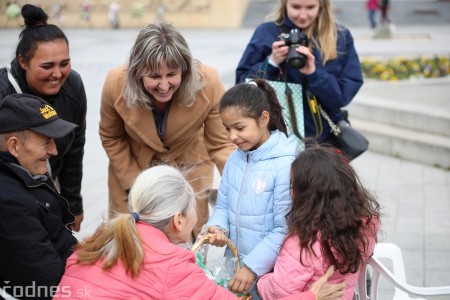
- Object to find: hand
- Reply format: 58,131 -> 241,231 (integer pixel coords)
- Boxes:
207,226 -> 227,247
310,265 -> 346,300
295,45 -> 316,75
228,266 -> 256,294
71,213 -> 84,232
270,40 -> 289,65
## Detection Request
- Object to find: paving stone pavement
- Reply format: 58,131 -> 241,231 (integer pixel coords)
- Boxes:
0,24 -> 449,298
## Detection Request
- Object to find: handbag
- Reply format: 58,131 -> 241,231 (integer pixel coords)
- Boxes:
305,86 -> 368,160
266,79 -> 305,139
246,62 -> 305,139
319,104 -> 369,161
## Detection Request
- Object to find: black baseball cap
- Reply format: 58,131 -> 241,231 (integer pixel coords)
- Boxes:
0,93 -> 78,138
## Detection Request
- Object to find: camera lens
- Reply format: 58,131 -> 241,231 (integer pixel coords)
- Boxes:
287,46 -> 307,68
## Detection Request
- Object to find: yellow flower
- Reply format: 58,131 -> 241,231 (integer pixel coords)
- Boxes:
360,55 -> 450,81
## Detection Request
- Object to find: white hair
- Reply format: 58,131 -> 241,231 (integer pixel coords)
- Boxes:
128,165 -> 196,230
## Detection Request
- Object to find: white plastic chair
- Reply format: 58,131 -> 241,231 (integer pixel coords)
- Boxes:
355,243 -> 450,300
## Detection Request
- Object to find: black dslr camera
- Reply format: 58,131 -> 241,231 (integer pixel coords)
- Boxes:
276,29 -> 309,69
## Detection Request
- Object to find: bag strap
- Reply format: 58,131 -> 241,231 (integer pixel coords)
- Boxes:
305,87 -> 342,137
305,88 -> 323,138
6,64 -> 23,93
318,104 -> 341,136
258,58 -> 304,140
283,78 -> 303,140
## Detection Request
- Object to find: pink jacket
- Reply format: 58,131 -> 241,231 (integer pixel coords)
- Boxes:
54,223 -> 237,299
257,219 -> 379,300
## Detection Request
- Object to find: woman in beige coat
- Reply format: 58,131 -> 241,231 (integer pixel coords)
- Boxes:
99,22 -> 235,235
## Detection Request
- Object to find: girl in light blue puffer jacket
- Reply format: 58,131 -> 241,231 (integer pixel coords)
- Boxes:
206,79 -> 302,299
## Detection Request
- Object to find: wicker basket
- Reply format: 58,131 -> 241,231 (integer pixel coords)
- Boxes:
191,233 -> 252,300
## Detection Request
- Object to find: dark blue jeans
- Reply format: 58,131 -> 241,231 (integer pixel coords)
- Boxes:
368,10 -> 377,28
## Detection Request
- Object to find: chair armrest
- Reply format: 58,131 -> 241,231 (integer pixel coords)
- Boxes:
368,257 -> 450,297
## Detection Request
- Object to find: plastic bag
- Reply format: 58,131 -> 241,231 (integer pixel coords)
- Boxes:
190,232 -> 251,299
194,242 -> 237,287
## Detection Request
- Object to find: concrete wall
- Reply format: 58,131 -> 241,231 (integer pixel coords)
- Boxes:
1,0 -> 249,29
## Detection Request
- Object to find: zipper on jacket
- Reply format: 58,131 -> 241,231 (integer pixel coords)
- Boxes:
30,180 -> 76,230
6,161 -> 76,230
235,152 -> 251,251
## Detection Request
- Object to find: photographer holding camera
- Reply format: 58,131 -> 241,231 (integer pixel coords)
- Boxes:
236,0 -> 363,144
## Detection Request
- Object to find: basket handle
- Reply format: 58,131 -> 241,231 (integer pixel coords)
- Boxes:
191,233 -> 240,270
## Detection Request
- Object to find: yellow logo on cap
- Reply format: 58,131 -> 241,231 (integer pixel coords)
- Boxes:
40,104 -> 57,119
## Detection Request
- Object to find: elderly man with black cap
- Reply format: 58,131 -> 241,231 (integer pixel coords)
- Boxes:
0,93 -> 78,300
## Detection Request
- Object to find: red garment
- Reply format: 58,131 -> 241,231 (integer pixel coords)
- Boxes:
367,0 -> 379,10
54,223 -> 237,299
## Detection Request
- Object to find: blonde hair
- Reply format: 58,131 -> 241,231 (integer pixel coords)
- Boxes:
266,0 -> 338,64
123,22 -> 204,110
75,165 -> 196,277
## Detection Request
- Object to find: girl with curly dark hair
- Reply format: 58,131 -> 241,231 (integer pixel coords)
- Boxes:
258,141 -> 381,299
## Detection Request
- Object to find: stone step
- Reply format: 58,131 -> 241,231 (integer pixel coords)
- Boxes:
348,94 -> 450,138
350,117 -> 450,168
